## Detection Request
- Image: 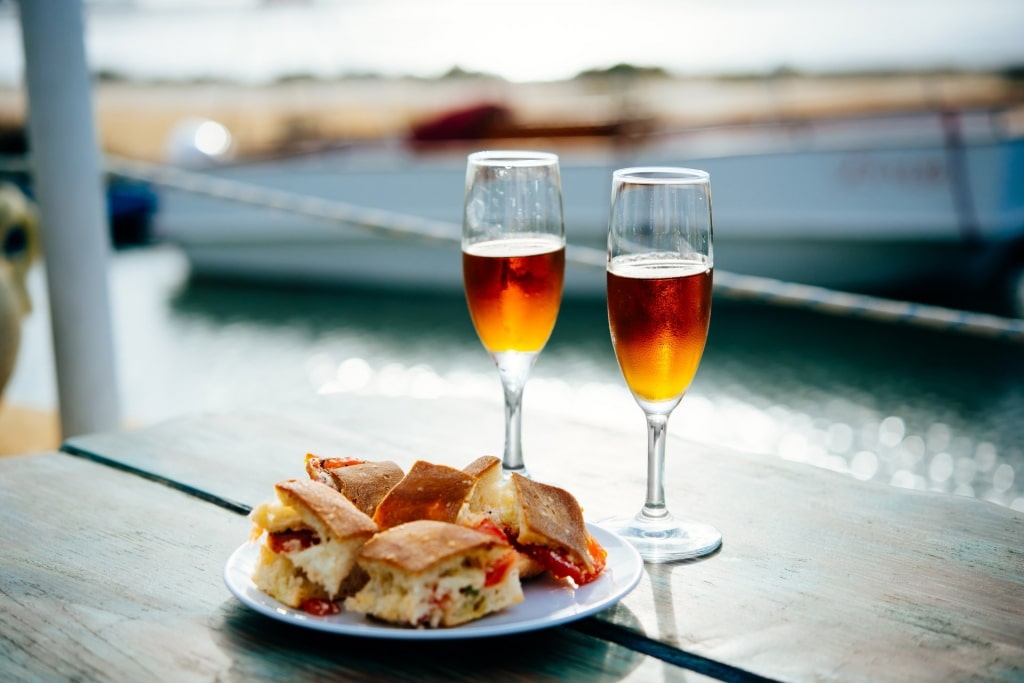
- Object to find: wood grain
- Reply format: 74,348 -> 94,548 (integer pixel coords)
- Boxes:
0,451 -> 703,683
63,394 -> 1024,682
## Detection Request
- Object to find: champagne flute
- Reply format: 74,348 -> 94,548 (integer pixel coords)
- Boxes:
602,167 -> 720,562
462,150 -> 566,477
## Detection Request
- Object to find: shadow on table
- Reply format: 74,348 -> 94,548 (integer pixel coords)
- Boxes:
595,553 -> 720,651
213,599 -> 645,682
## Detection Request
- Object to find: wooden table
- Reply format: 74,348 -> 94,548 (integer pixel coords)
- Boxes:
3,394 -> 1022,682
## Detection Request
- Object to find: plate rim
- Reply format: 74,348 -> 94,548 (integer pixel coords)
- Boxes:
223,522 -> 643,640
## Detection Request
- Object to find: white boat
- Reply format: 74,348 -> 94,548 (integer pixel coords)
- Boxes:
151,106 -> 1024,305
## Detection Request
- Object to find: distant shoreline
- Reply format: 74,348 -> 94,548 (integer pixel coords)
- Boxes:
84,62 -> 1024,87
1,69 -> 1022,163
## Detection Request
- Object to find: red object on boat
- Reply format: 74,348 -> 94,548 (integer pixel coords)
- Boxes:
409,103 -> 512,143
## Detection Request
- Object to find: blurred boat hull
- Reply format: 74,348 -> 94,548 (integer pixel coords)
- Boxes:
154,107 -> 1024,303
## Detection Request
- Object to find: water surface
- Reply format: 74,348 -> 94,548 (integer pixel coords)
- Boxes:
9,245 -> 1022,509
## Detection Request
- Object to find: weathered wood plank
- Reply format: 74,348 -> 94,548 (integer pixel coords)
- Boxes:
63,395 -> 1024,682
0,452 -> 708,683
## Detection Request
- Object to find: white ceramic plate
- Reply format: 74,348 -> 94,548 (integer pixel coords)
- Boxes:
224,523 -> 643,640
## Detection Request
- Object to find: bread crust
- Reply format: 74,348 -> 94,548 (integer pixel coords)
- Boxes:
275,479 -> 377,541
372,460 -> 477,529
358,520 -> 506,574
511,473 -> 594,573
463,455 -> 500,479
250,479 -> 377,606
307,459 -> 404,516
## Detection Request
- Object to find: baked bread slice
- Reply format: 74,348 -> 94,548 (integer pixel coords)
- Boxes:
372,460 -> 477,530
501,473 -> 607,586
459,455 -> 546,580
462,455 -> 502,516
344,520 -> 523,627
305,454 -> 404,517
249,479 -> 377,610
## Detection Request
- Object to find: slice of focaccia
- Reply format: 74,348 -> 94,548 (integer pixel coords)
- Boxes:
249,479 -> 377,611
344,520 -> 523,628
304,454 -> 404,517
372,460 -> 477,530
501,473 -> 608,586
459,455 -> 546,580
462,454 -> 503,516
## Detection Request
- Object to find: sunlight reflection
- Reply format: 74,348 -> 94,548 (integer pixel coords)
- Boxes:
891,470 -> 927,491
926,423 -> 953,453
404,364 -> 445,399
929,452 -> 954,484
304,352 -> 335,387
336,357 -> 373,391
992,464 -> 1015,493
850,451 -> 879,480
975,442 -> 998,472
954,483 -> 976,498
376,363 -> 411,396
193,119 -> 232,156
878,416 -> 906,447
826,423 -> 854,454
304,355 -> 1022,507
954,457 -> 977,485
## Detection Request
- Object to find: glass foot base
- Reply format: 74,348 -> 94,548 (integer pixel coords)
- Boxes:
601,513 -> 721,563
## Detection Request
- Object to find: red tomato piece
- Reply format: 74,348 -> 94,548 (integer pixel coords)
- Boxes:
519,534 -> 607,586
472,517 -> 510,543
268,529 -> 319,554
485,552 -> 517,587
322,457 -> 366,469
300,598 -> 340,616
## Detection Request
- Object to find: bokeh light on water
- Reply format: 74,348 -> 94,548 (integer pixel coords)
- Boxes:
9,246 -> 1022,511
305,350 -> 1023,511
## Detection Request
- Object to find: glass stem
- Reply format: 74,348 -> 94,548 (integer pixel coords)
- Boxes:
641,412 -> 671,521
502,379 -> 525,473
495,351 -> 536,474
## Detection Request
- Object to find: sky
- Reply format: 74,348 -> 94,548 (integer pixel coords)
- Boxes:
1,0 -> 1023,85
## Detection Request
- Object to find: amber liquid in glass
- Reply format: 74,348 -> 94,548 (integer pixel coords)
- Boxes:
607,260 -> 712,403
463,236 -> 565,353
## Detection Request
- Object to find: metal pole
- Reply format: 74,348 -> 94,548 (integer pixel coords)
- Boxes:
17,0 -> 121,437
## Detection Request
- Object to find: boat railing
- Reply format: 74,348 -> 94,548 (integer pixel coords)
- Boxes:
104,155 -> 1024,342
18,154 -> 1012,344
636,105 -> 1024,175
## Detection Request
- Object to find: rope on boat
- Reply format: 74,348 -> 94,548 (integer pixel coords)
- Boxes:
106,156 -> 459,244
104,156 -> 1024,343
565,242 -> 1024,341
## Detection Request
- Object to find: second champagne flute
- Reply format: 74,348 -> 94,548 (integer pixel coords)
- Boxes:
603,166 -> 720,562
462,150 -> 566,478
